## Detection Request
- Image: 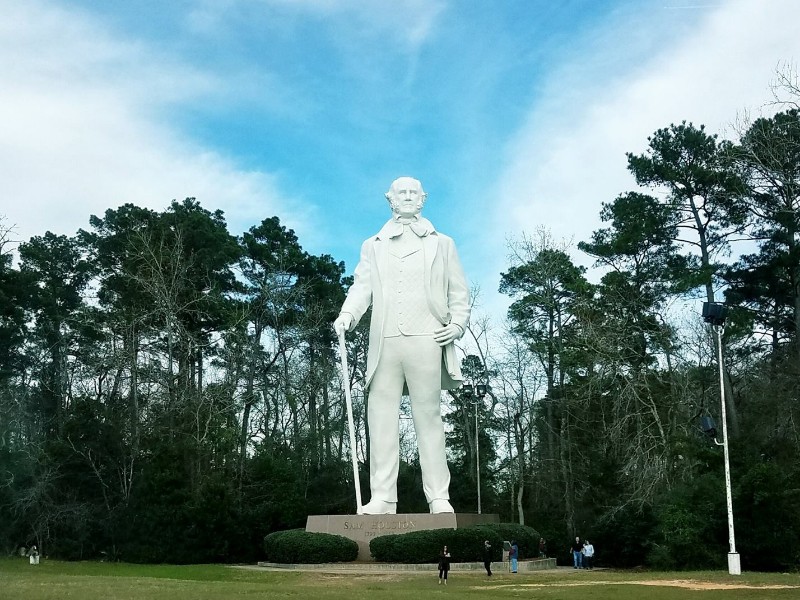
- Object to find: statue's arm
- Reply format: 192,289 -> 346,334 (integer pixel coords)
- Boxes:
432,237 -> 470,347
337,238 -> 374,331
445,239 -> 470,335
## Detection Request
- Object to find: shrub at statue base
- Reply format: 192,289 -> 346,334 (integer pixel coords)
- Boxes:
263,529 -> 358,563
369,523 -> 539,563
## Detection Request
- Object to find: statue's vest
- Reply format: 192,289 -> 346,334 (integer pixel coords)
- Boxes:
383,231 -> 441,337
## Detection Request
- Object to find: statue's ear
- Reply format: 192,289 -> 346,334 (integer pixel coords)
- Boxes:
385,192 -> 393,202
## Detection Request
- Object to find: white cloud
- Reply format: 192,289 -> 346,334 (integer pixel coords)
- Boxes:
255,0 -> 448,87
0,0 -> 311,245
461,0 -> 800,326
491,0 -> 800,278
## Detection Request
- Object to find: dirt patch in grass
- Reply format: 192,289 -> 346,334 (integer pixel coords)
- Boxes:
477,579 -> 800,591
311,573 -> 416,584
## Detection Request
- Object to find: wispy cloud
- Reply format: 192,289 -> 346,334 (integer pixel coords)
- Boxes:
491,0 -> 800,277
268,0 -> 447,51
0,0 -> 311,243
186,0 -> 447,57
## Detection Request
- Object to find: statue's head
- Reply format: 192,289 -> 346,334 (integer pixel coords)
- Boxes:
385,176 -> 427,218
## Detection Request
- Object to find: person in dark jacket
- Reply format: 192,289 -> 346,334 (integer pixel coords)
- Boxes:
482,540 -> 493,576
571,536 -> 583,569
438,545 -> 451,584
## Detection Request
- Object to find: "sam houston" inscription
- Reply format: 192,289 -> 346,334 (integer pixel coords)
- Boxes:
344,519 -> 416,538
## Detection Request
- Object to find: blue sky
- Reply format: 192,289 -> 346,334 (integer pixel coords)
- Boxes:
2,0 -> 800,321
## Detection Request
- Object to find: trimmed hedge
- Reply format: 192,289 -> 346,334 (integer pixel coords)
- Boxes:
263,529 -> 358,563
369,522 -> 540,563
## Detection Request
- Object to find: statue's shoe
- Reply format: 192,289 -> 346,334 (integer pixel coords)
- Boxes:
360,499 -> 397,514
429,499 -> 454,514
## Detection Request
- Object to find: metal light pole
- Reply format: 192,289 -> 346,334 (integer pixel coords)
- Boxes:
461,384 -> 479,513
462,383 -> 487,514
702,302 -> 740,575
475,384 -> 488,514
474,395 -> 481,515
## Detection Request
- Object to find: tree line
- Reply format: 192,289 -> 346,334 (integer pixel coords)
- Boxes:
494,101 -> 800,570
1,87 -> 799,569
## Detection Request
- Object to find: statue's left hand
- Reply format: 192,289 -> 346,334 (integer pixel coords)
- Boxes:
433,324 -> 462,346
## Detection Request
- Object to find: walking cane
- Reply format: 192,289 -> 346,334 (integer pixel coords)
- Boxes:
338,330 -> 363,514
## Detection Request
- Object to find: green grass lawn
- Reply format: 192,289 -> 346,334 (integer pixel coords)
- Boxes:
1,559 -> 799,599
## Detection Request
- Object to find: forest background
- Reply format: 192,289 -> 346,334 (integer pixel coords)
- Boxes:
1,76 -> 800,571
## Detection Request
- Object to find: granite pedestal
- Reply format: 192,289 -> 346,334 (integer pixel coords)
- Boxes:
306,512 -> 500,561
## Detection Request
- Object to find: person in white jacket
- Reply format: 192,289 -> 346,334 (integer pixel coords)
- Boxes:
334,177 -> 470,515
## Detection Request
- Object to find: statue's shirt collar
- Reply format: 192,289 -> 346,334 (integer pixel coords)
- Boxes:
376,215 -> 436,240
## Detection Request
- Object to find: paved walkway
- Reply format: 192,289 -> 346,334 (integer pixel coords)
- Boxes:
241,558 -> 559,574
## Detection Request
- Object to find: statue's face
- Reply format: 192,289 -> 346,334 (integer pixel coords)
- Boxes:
389,177 -> 424,218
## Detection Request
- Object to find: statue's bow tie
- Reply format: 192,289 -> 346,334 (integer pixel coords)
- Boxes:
387,218 -> 433,238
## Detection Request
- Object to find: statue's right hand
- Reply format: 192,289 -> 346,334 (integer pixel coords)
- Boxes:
333,313 -> 354,336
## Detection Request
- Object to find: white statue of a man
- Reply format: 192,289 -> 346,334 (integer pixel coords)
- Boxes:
333,176 -> 470,514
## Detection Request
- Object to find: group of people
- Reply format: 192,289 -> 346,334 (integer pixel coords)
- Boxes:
570,536 -> 595,569
438,541 -> 495,584
440,534 -> 594,585
437,535 -> 596,584
438,539 -> 522,584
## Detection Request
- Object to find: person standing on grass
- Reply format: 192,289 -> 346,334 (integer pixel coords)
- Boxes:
438,545 -> 451,585
538,537 -> 547,558
509,540 -> 519,573
482,540 -> 493,576
582,540 -> 595,569
571,536 -> 583,569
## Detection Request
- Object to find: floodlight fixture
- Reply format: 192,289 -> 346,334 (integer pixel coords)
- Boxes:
702,302 -> 728,326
